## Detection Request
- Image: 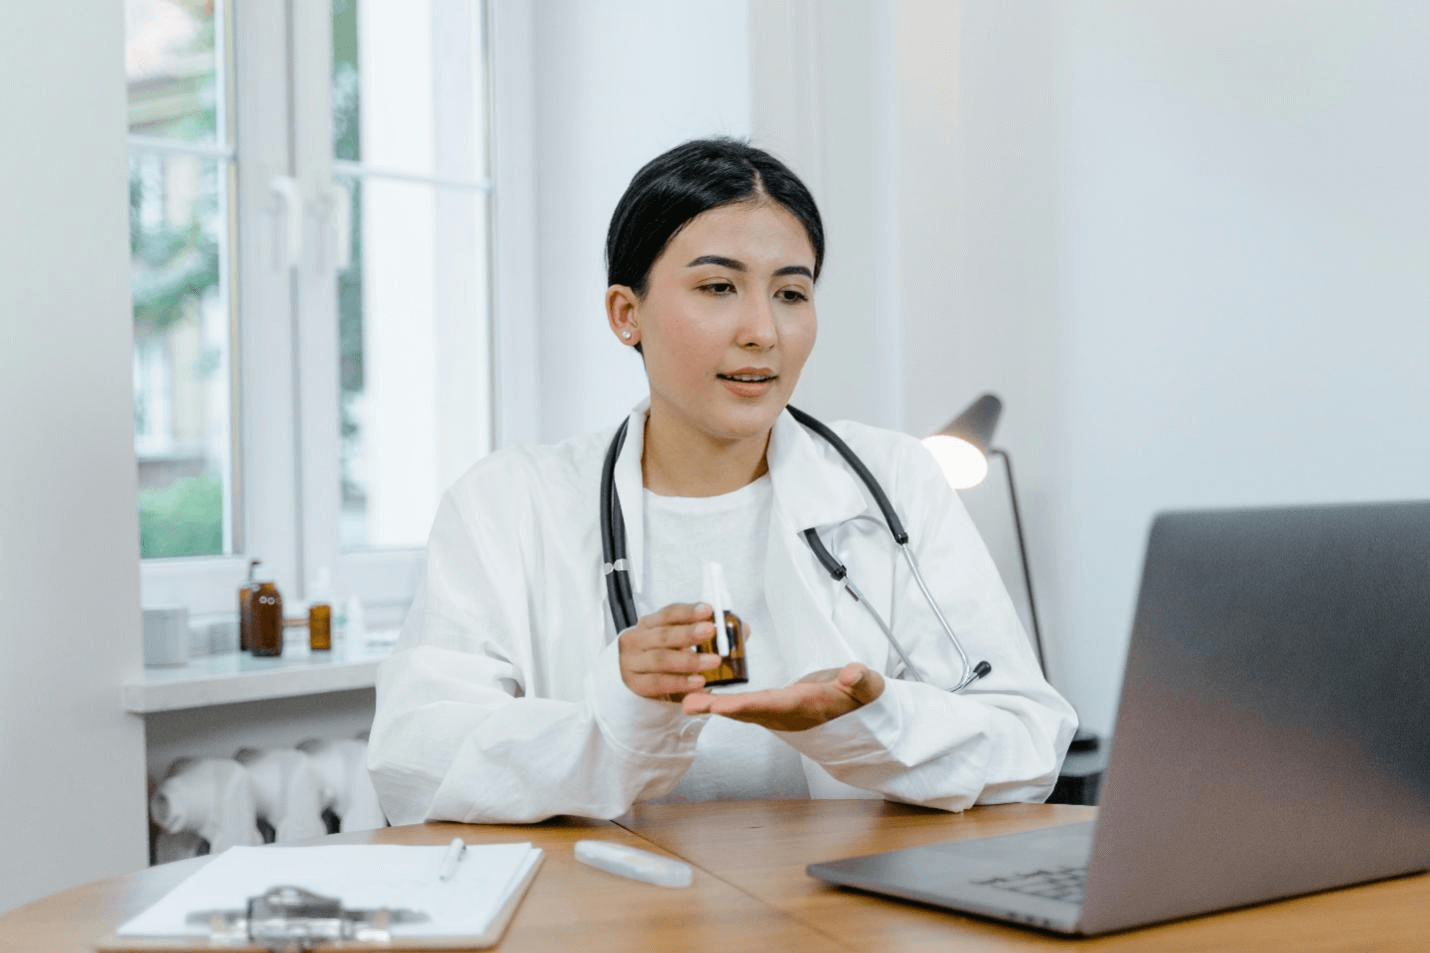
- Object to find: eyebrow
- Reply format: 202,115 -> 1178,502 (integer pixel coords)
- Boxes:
686,255 -> 813,279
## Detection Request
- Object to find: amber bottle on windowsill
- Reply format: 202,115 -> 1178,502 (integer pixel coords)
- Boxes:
308,602 -> 332,651
250,570 -> 284,657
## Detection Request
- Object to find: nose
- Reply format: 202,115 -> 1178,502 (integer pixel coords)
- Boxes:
737,294 -> 778,351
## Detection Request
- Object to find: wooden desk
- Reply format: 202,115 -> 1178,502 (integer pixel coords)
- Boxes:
616,800 -> 1430,952
3,801 -> 1426,951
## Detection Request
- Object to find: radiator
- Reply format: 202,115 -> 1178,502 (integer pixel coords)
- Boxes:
149,737 -> 387,862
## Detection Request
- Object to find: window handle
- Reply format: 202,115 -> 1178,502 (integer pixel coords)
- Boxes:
325,182 -> 353,272
270,176 -> 304,270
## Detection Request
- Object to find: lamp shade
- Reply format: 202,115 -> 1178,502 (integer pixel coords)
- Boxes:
922,393 -> 1003,489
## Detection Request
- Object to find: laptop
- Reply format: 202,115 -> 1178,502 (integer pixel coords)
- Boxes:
808,500 -> 1430,935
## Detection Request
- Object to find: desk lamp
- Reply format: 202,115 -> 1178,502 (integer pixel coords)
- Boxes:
922,394 -> 1102,768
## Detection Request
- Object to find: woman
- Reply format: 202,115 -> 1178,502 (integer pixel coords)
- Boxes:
369,138 -> 1075,824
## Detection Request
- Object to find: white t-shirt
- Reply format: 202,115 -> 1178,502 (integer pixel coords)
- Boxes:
638,474 -> 810,801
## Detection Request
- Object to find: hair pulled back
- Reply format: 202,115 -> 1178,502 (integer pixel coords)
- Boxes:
605,137 -> 824,298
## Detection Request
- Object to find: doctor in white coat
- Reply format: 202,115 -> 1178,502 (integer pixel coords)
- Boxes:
369,138 -> 1076,825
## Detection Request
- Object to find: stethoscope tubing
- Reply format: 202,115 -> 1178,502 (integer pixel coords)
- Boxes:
600,417 -> 638,633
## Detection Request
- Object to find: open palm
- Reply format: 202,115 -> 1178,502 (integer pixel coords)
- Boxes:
681,663 -> 885,731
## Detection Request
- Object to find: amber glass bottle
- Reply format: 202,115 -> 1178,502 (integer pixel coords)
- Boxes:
250,573 -> 284,657
307,567 -> 333,651
308,602 -> 332,651
696,610 -> 748,686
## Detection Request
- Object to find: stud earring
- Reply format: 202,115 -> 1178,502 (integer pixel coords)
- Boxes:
621,330 -> 633,341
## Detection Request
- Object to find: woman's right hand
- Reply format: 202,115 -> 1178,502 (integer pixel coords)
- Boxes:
618,602 -> 724,702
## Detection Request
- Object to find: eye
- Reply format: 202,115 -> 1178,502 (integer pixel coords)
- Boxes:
698,281 -> 736,296
776,288 -> 810,304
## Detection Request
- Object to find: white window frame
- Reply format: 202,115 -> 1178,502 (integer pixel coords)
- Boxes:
139,0 -> 537,628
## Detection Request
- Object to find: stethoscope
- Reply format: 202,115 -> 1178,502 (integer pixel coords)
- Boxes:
599,405 -> 993,692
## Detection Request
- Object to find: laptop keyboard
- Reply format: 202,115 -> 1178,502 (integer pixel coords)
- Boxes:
973,865 -> 1087,905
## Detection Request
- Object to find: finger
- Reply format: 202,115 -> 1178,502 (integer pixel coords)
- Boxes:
650,619 -> 717,650
680,687 -> 795,718
619,618 -> 714,654
641,602 -> 713,627
628,671 -> 707,700
836,663 -> 885,704
701,687 -> 803,718
682,691 -> 716,715
627,648 -> 723,676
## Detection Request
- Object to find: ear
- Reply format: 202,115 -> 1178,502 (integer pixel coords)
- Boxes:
605,285 -> 641,347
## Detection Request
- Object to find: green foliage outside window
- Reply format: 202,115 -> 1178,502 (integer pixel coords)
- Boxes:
139,473 -> 224,558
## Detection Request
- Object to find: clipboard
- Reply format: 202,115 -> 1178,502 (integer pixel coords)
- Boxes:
97,842 -> 544,951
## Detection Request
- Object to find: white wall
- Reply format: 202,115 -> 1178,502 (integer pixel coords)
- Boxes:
529,0 -> 753,443
919,0 -> 1430,733
893,0 -> 1073,700
0,6 -> 149,913
891,0 -> 1068,670
1048,0 -> 1430,732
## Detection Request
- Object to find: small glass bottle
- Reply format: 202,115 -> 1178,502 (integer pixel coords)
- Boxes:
238,559 -> 261,653
250,568 -> 284,657
697,610 -> 748,686
698,563 -> 748,687
308,568 -> 332,651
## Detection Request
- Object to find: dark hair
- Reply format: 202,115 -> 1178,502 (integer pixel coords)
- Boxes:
605,137 -> 824,298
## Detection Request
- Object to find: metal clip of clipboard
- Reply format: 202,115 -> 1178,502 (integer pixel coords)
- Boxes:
185,884 -> 428,951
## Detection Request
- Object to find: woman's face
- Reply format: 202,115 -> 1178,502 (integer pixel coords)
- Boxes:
614,199 -> 817,450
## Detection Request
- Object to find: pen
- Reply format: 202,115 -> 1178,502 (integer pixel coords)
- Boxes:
437,837 -> 466,881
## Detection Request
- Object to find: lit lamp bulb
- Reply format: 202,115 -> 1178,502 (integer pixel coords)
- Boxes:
923,393 -> 1003,491
922,434 -> 989,490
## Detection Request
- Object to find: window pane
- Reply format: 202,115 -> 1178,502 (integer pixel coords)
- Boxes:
125,0 -> 222,144
338,177 -> 491,550
130,152 -> 235,558
331,0 -> 489,180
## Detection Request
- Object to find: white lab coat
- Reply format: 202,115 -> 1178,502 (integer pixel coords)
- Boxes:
369,404 -> 1077,825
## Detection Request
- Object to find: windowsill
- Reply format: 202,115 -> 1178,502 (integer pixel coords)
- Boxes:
123,632 -> 399,714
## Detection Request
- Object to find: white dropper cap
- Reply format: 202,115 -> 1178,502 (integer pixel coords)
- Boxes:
701,562 -> 732,655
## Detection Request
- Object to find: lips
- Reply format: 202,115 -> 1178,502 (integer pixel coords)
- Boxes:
717,367 -> 777,384
718,368 -> 778,398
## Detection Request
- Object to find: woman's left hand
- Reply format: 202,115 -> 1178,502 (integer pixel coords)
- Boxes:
681,662 -> 885,731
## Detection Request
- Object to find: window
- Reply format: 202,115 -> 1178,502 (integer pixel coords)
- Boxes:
126,0 -> 235,561
127,0 -> 498,620
330,0 -> 492,552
